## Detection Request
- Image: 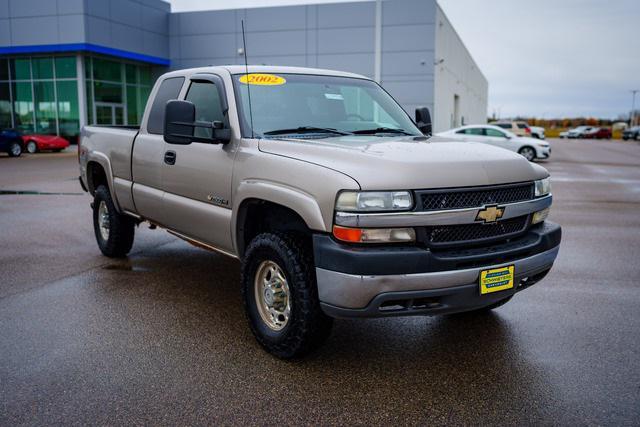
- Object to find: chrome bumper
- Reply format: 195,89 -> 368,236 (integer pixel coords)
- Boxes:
316,246 -> 559,311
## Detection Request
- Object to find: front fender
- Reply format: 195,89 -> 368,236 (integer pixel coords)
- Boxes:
231,179 -> 327,253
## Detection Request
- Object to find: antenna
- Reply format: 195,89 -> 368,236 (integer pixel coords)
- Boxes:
241,20 -> 254,139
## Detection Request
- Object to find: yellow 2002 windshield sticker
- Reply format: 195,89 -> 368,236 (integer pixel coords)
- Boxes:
238,73 -> 286,86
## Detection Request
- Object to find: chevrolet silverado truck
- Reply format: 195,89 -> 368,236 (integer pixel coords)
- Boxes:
79,66 -> 561,358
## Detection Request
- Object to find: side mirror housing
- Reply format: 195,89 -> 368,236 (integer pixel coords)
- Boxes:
164,100 -> 231,145
164,100 -> 195,145
415,107 -> 432,136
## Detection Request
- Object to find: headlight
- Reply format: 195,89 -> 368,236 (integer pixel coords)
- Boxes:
534,177 -> 551,197
336,191 -> 413,212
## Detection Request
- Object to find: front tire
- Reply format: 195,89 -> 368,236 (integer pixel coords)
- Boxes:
26,141 -> 38,154
242,233 -> 333,359
92,185 -> 135,257
8,142 -> 22,157
518,146 -> 536,162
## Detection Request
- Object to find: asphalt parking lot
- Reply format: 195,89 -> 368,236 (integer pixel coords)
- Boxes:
1,138 -> 639,425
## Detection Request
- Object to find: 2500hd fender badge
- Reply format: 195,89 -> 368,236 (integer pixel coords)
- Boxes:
476,205 -> 505,223
207,194 -> 229,207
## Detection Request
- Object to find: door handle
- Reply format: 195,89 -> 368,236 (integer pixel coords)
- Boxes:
164,150 -> 176,165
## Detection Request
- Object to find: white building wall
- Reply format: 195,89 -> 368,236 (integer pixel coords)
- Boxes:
433,3 -> 488,133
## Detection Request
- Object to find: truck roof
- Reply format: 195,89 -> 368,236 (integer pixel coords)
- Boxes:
160,65 -> 370,80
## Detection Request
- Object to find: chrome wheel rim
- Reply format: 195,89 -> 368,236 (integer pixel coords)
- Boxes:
27,142 -> 36,153
10,143 -> 21,156
254,260 -> 291,331
521,148 -> 535,161
98,201 -> 110,241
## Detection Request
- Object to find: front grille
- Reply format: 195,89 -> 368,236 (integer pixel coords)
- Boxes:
418,183 -> 534,211
423,215 -> 529,246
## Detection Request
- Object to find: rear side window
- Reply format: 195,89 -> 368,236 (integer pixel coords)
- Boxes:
466,127 -> 484,135
147,77 -> 185,134
485,128 -> 507,138
517,123 -> 528,129
185,81 -> 224,138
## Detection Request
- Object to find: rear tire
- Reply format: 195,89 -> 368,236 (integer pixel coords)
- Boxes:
518,146 -> 536,162
26,141 -> 38,154
8,142 -> 22,157
241,233 -> 333,359
92,185 -> 135,257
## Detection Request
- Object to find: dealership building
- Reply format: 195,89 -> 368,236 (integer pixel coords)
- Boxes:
0,0 -> 487,143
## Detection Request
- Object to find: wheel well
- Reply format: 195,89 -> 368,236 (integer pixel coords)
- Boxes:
236,199 -> 312,258
86,161 -> 108,195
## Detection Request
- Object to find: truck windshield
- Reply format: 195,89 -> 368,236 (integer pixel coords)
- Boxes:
233,73 -> 423,138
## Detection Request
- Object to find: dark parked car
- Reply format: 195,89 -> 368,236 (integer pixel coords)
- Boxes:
0,128 -> 24,157
622,126 -> 640,141
583,127 -> 612,139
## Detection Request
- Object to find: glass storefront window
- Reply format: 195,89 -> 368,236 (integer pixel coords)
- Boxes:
12,82 -> 34,133
56,81 -> 79,139
0,82 -> 11,128
0,59 -> 8,81
85,56 -> 154,126
55,57 -> 76,79
126,85 -> 138,124
93,58 -> 122,82
11,59 -> 31,80
2,56 -> 81,140
125,64 -> 137,84
140,67 -> 152,86
34,81 -> 56,133
86,81 -> 93,125
32,58 -> 54,80
94,81 -> 122,104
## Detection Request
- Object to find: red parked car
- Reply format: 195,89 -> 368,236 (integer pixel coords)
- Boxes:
22,134 -> 70,153
583,127 -> 612,139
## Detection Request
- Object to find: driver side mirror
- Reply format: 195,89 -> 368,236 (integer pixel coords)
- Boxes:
415,107 -> 432,136
164,100 -> 231,145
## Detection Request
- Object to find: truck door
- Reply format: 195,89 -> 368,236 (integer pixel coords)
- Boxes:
160,74 -> 236,253
131,76 -> 185,224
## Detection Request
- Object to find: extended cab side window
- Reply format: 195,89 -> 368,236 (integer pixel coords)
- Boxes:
185,81 -> 225,139
147,77 -> 185,134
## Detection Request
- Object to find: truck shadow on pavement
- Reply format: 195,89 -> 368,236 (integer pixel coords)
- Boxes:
64,241 -> 562,424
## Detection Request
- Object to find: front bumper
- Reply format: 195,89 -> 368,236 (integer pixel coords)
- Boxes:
314,221 -> 561,317
537,146 -> 551,159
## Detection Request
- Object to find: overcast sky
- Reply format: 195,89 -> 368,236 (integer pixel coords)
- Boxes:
168,0 -> 640,119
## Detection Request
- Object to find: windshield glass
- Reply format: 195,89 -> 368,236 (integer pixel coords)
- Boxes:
232,73 -> 422,138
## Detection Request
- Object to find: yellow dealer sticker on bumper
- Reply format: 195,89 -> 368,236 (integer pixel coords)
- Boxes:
479,265 -> 514,294
238,73 -> 286,85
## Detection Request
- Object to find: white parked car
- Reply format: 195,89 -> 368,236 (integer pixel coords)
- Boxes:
530,126 -> 545,139
437,124 -> 551,161
560,126 -> 593,139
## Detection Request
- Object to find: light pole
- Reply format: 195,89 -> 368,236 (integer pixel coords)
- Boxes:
631,90 -> 639,127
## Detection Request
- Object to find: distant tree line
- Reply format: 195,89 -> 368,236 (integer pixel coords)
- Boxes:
488,110 -> 640,129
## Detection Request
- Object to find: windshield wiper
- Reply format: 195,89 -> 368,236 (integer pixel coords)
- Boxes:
352,127 -> 413,136
263,126 -> 352,136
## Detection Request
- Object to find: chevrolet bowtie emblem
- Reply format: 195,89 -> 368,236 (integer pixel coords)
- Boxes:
476,205 -> 505,223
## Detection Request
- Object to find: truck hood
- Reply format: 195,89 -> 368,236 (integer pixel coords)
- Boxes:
258,135 -> 549,190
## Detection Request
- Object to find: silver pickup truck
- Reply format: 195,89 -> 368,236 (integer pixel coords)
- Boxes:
79,65 -> 561,358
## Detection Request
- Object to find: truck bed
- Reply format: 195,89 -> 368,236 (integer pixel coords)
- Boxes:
81,125 -> 140,181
